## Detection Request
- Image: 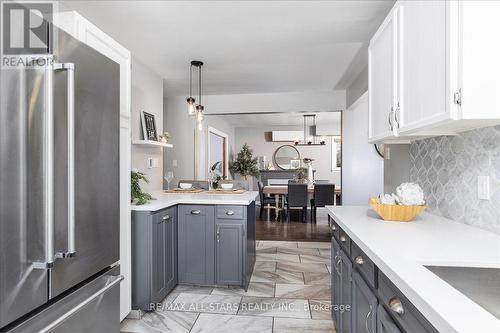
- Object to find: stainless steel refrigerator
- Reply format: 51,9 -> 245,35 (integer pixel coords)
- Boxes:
0,24 -> 122,332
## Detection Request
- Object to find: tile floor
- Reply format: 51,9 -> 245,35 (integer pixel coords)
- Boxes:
121,240 -> 335,333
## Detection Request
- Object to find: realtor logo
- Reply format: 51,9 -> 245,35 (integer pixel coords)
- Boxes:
2,2 -> 53,55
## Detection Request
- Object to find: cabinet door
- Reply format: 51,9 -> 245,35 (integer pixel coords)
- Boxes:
164,208 -> 177,293
352,272 -> 378,333
377,304 -> 402,333
216,222 -> 244,285
151,211 -> 168,303
369,7 -> 397,142
331,236 -> 341,326
397,0 -> 449,133
178,205 -> 215,285
339,249 -> 353,333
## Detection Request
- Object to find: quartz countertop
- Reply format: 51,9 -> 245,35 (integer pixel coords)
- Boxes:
131,190 -> 259,212
326,206 -> 500,333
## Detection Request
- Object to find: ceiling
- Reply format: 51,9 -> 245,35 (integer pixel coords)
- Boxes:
209,111 -> 341,130
60,1 -> 394,96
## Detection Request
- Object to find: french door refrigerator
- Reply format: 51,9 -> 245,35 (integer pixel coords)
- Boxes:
0,24 -> 122,332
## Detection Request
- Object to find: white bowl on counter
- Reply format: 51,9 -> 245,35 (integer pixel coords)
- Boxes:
220,183 -> 234,190
179,183 -> 193,189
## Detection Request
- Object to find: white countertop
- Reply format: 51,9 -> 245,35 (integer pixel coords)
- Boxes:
326,206 -> 500,333
131,190 -> 259,212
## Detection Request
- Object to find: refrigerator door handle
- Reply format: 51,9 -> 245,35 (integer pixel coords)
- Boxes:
38,275 -> 123,333
33,56 -> 56,270
54,62 -> 77,258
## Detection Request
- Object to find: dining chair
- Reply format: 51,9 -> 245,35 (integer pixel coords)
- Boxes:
258,181 -> 276,218
310,184 -> 335,223
286,183 -> 308,223
219,179 -> 249,190
177,180 -> 209,190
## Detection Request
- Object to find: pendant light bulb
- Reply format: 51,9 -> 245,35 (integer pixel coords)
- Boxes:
187,97 -> 196,116
197,111 -> 204,122
197,120 -> 203,131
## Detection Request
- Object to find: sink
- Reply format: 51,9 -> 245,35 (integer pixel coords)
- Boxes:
424,265 -> 500,320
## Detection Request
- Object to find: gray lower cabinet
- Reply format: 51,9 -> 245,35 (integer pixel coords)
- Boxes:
331,236 -> 341,326
339,249 -> 352,333
131,207 -> 177,311
216,221 -> 244,285
178,205 -> 215,285
351,271 -> 377,333
377,304 -> 402,333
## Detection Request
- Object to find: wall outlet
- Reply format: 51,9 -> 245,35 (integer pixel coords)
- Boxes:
147,157 -> 160,169
147,157 -> 153,169
477,176 -> 490,200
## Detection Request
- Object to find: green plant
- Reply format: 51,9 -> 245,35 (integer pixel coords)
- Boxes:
131,169 -> 155,205
209,161 -> 222,189
229,144 -> 259,180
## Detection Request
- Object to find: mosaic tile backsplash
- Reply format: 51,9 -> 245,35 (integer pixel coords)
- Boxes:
409,125 -> 500,235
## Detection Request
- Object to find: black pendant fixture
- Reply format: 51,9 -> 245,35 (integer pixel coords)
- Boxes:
294,114 -> 326,146
187,60 -> 204,127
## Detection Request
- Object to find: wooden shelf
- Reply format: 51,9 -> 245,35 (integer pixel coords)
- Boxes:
132,140 -> 173,148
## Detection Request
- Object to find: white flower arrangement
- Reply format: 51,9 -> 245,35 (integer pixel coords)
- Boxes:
378,182 -> 425,206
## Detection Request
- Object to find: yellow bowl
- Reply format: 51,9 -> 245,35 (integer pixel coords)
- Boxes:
369,197 -> 426,222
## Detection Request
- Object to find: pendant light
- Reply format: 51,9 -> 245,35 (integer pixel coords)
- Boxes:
187,61 -> 204,121
294,114 -> 326,146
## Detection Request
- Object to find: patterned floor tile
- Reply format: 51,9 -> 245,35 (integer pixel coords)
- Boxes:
256,253 -> 300,263
170,293 -> 241,314
258,241 -> 298,248
238,297 -> 311,319
303,272 -> 331,285
254,261 -> 277,272
297,241 -> 331,249
190,313 -> 272,333
211,282 -> 274,297
275,284 -> 331,300
319,249 -> 332,257
278,247 -> 320,255
250,270 -> 305,284
171,284 -> 214,295
120,311 -> 199,333
277,262 -> 329,273
309,300 -> 333,320
300,254 -> 331,264
273,318 -> 335,332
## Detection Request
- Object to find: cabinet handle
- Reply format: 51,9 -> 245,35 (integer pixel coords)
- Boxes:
331,225 -> 337,231
394,102 -> 400,128
225,210 -> 235,216
190,210 -> 201,215
216,225 -> 220,243
389,297 -> 405,315
365,304 -> 373,333
355,255 -> 364,265
388,107 -> 394,131
339,235 -> 347,243
162,215 -> 170,222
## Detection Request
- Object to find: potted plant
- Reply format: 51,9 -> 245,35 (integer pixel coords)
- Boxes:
208,161 -> 222,189
229,144 -> 259,181
131,169 -> 155,205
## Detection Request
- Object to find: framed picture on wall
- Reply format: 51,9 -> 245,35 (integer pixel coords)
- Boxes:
141,111 -> 158,141
331,136 -> 341,171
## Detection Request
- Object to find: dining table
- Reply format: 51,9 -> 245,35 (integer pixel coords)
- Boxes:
262,184 -> 341,221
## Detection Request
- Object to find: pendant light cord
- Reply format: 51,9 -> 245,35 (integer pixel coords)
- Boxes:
189,64 -> 193,98
198,65 -> 202,105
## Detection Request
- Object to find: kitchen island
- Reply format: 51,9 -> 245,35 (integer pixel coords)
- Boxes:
327,206 -> 500,333
131,190 -> 258,311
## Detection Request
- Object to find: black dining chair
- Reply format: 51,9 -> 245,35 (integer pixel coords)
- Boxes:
286,183 -> 308,223
177,180 -> 209,190
310,184 -> 335,223
258,181 -> 276,218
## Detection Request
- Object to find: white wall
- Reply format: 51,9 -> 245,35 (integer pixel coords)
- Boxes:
163,90 -> 344,186
342,93 -> 384,205
234,125 -> 341,187
131,58 -> 164,192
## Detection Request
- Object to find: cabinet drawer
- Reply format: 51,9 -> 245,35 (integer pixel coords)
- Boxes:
216,205 -> 245,220
337,227 -> 351,255
378,272 -> 438,333
351,242 -> 376,288
152,207 -> 175,223
330,219 -> 340,239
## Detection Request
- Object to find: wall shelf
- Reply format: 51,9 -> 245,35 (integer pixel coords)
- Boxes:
132,140 -> 173,148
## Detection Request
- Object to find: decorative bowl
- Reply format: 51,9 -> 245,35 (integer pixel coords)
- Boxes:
368,197 -> 426,222
179,183 -> 193,189
221,183 -> 234,190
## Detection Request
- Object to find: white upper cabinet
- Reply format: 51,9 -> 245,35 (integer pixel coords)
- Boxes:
368,7 -> 398,142
369,0 -> 500,143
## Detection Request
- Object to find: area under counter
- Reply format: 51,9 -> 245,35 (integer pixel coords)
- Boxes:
326,206 -> 500,333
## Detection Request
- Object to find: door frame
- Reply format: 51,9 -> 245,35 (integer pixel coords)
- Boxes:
206,126 -> 229,179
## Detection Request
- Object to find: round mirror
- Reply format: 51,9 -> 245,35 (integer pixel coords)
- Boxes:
273,145 -> 301,170
374,144 -> 385,158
